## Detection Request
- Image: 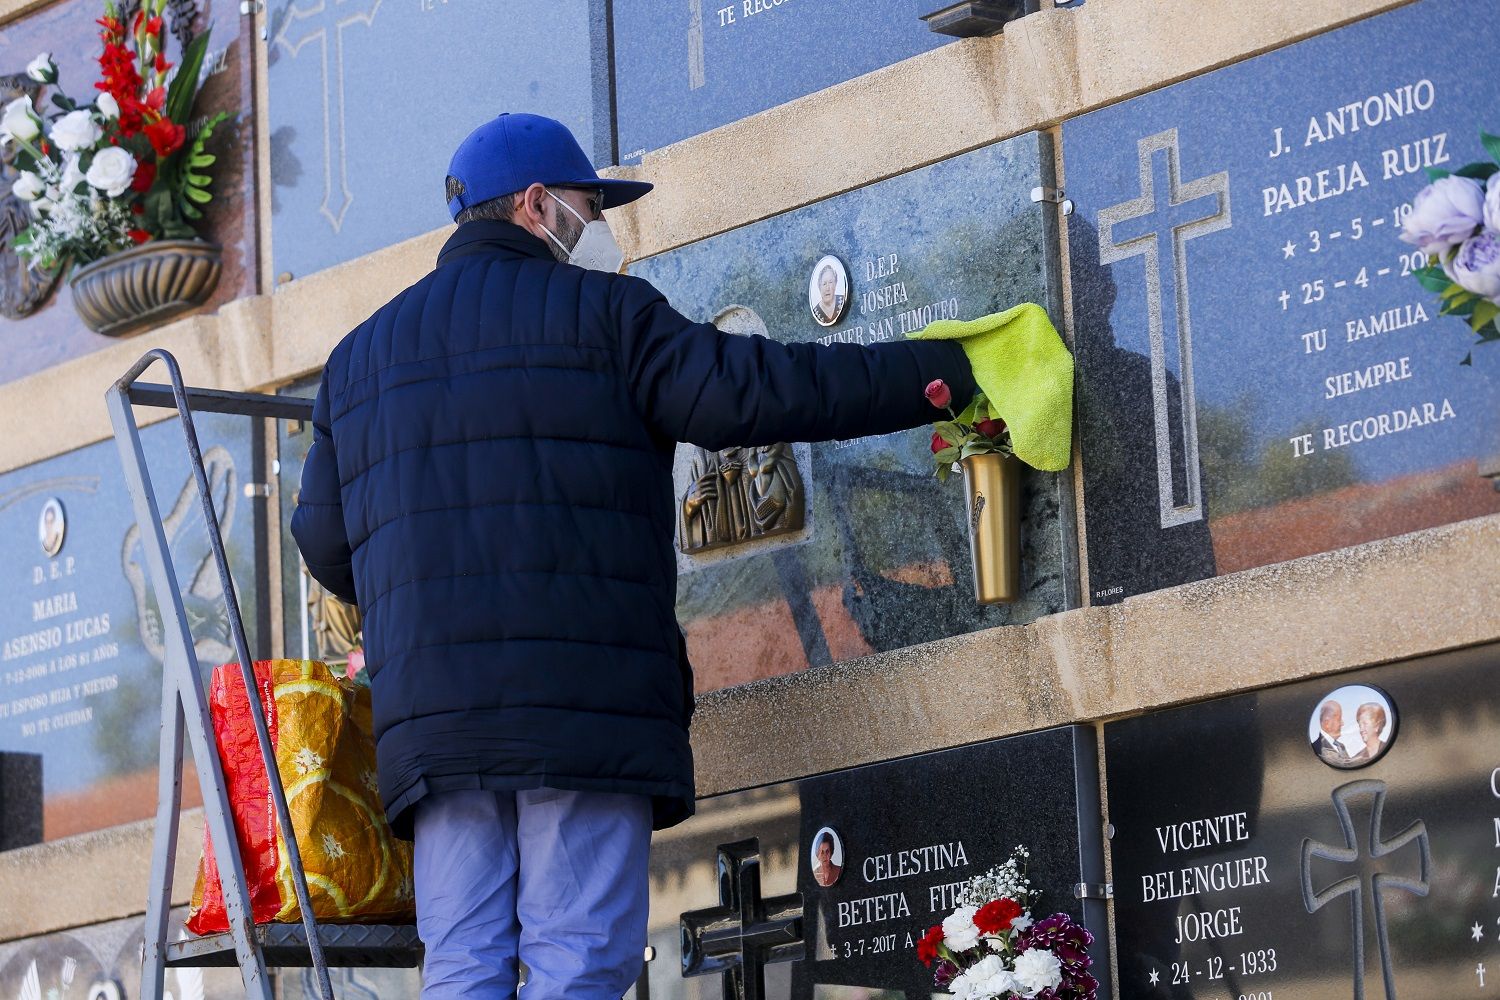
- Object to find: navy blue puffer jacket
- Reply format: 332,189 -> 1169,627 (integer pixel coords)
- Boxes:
291,220 -> 975,837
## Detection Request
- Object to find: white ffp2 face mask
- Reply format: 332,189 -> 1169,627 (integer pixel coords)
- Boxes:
543,190 -> 625,273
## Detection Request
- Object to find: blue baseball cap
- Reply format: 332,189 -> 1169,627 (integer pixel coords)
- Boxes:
446,113 -> 653,220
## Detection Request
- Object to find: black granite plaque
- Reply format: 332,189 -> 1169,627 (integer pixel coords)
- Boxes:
1105,644 -> 1500,1000
646,727 -> 1109,1000
0,751 -> 41,849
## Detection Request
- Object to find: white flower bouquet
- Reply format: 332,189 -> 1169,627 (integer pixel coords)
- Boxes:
915,846 -> 1098,1000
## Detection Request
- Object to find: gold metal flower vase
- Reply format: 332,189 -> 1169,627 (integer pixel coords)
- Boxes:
960,452 -> 1021,604
69,239 -> 222,337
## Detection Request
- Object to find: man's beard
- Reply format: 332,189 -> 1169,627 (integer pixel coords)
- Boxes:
547,203 -> 585,263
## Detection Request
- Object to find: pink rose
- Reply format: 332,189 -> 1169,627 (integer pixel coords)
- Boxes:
924,379 -> 951,409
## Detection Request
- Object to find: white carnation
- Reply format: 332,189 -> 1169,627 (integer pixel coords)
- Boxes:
12,171 -> 44,201
1013,948 -> 1063,997
85,147 -> 136,198
942,905 -> 981,953
1011,913 -> 1034,933
50,109 -> 101,152
1,97 -> 40,144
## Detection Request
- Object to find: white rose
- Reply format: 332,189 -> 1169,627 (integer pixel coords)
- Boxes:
96,92 -> 119,120
85,146 -> 136,198
1012,948 -> 1063,997
11,171 -> 44,201
49,109 -> 101,152
25,52 -> 56,84
1,97 -> 40,144
943,906 -> 982,953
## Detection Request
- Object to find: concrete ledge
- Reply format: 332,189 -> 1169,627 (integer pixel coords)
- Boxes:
690,513 -> 1500,795
0,809 -> 203,943
3,514 -> 1492,938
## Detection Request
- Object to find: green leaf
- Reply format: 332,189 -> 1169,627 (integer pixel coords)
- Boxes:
960,441 -> 993,460
933,446 -> 960,464
935,463 -> 951,483
184,171 -> 210,186
1425,167 -> 1452,182
1481,130 -> 1500,167
181,201 -> 203,220
165,28 -> 213,126
1439,281 -> 1468,300
190,153 -> 215,168
1413,265 -> 1450,294
1454,162 -> 1499,181
184,185 -> 211,204
933,421 -> 964,447
1471,300 -> 1499,331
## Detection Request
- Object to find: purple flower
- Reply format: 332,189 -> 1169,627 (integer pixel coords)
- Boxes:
1443,229 -> 1500,301
933,960 -> 959,990
1019,914 -> 1098,1000
1401,176 -> 1485,256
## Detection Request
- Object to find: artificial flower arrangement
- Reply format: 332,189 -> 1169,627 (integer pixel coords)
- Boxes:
925,378 -> 1010,480
916,846 -> 1098,1000
1399,130 -> 1500,363
5,0 -> 228,273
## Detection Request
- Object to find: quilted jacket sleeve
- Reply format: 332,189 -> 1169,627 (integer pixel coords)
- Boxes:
290,373 -> 358,606
612,275 -> 977,451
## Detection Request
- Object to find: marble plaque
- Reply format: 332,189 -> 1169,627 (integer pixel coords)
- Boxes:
640,727 -> 1108,1000
0,0 -> 259,386
1105,642 -> 1500,1000
629,134 -> 1076,693
267,0 -> 611,281
0,412 -> 260,843
613,0 -> 955,162
1062,0 -> 1500,605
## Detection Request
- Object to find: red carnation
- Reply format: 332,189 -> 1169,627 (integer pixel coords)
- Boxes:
127,229 -> 151,245
144,118 -> 185,157
976,417 -> 1007,439
974,898 -> 1023,935
916,924 -> 945,967
924,379 -> 952,409
131,161 -> 156,193
930,432 -> 948,455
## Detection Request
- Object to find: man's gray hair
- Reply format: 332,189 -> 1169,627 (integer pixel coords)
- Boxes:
446,176 -> 517,225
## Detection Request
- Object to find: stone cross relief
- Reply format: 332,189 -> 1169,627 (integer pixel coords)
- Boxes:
1098,128 -> 1231,529
1300,779 -> 1431,1000
271,0 -> 384,234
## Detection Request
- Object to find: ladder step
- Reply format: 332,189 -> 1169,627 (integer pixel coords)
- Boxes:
166,923 -> 423,968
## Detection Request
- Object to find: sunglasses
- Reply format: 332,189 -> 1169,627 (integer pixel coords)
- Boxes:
559,186 -> 605,220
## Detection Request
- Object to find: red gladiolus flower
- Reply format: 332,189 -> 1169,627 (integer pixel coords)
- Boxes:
154,53 -> 171,74
131,162 -> 157,193
916,925 -> 945,967
924,379 -> 951,409
976,418 -> 1007,439
930,432 -> 947,455
145,86 -> 167,112
146,15 -> 164,37
128,229 -> 151,245
974,898 -> 1023,935
144,118 -> 185,157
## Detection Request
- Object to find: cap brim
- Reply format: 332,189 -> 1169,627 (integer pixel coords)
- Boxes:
595,178 -> 654,210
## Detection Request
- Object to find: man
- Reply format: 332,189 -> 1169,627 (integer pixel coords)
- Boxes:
292,113 -> 975,998
1311,701 -> 1351,764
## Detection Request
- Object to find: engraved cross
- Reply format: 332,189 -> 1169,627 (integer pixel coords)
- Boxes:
1098,128 -> 1230,529
270,0 -> 383,233
681,839 -> 804,1000
1301,779 -> 1431,1000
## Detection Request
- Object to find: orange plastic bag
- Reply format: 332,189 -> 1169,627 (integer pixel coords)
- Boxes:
186,659 -> 414,935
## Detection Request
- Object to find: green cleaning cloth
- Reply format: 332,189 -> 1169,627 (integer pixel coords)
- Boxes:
907,302 -> 1074,472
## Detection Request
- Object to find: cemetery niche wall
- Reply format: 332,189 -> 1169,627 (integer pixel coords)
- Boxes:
0,412 -> 262,843
628,132 -> 1076,690
1063,0 -> 1500,605
0,0 -> 257,385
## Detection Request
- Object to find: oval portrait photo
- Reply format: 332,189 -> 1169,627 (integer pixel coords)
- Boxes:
1308,684 -> 1397,769
808,255 -> 850,327
38,497 -> 66,558
809,826 -> 845,888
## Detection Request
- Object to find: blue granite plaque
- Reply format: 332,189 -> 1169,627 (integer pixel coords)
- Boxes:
267,0 -> 610,281
1062,0 -> 1500,605
0,413 -> 258,843
613,0 -> 953,161
630,134 -> 1075,691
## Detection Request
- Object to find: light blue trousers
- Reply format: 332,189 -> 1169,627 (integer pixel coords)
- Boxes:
413,788 -> 652,999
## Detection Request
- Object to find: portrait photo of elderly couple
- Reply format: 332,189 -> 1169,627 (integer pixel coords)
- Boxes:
1307,685 -> 1397,769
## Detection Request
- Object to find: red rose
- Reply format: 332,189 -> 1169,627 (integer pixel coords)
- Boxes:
127,229 -> 151,245
144,118 -> 185,157
974,898 -> 1023,935
976,418 -> 1007,439
930,432 -> 948,455
924,379 -> 951,409
131,162 -> 156,193
916,924 -> 945,967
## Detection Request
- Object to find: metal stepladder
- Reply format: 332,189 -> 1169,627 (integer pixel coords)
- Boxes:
108,349 -> 422,1000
